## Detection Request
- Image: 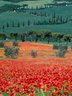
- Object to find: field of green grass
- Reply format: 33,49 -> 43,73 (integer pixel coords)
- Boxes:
0,10 -> 72,34
0,0 -> 72,35
0,0 -> 53,7
17,0 -> 53,8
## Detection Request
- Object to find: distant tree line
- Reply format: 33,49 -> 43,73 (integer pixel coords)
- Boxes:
1,16 -> 69,33
0,30 -> 72,59
0,31 -> 72,44
0,4 -> 20,13
1,21 -> 25,32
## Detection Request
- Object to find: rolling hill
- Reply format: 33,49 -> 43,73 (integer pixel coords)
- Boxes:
2,0 -> 53,3
2,0 -> 39,3
53,0 -> 72,2
0,0 -> 53,10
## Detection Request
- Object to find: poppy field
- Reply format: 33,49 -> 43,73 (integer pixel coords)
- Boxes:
0,42 -> 72,96
0,59 -> 72,96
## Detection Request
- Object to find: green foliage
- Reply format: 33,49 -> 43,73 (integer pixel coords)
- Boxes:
4,46 -> 19,59
10,33 -> 18,40
35,89 -> 47,96
0,33 -> 6,40
53,44 -> 59,50
2,92 -> 8,96
0,4 -> 20,13
0,41 -> 4,48
1,84 -> 72,96
13,41 -> 19,46
55,49 -> 67,57
31,50 -> 37,58
53,43 -> 68,50
53,43 -> 68,57
0,30 -> 72,45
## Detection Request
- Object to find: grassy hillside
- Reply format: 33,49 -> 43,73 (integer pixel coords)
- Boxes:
2,0 -> 41,3
17,0 -> 53,7
0,9 -> 72,34
53,0 -> 72,2
3,0 -> 52,3
0,0 -> 72,34
0,1 -> 13,7
0,0 -> 53,12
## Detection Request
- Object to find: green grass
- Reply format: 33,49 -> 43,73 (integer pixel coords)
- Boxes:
16,0 -> 53,8
0,0 -> 53,9
0,1 -> 12,7
0,2 -> 72,34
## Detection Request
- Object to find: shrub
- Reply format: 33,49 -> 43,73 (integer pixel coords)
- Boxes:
0,41 -> 4,48
31,50 -> 37,58
53,44 -> 59,50
13,41 -> 18,46
70,43 -> 72,50
55,49 -> 67,58
59,44 -> 68,51
53,43 -> 68,51
4,46 -> 19,59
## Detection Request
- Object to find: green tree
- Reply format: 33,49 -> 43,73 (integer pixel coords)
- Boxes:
2,25 -> 5,32
0,33 -> 6,40
28,20 -> 30,26
44,31 -> 52,43
63,35 -> 71,43
52,33 -> 63,42
17,22 -> 20,28
23,4 -> 28,9
6,22 -> 9,28
23,22 -> 25,27
10,33 -> 18,40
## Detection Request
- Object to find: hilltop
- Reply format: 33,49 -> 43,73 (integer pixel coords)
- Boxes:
2,0 -> 72,3
53,0 -> 72,2
2,0 -> 39,3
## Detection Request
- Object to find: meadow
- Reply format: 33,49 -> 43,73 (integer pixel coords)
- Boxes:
0,42 -> 72,96
0,6 -> 72,34
0,1 -> 72,96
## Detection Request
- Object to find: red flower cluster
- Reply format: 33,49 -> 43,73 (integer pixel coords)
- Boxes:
0,60 -> 72,96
